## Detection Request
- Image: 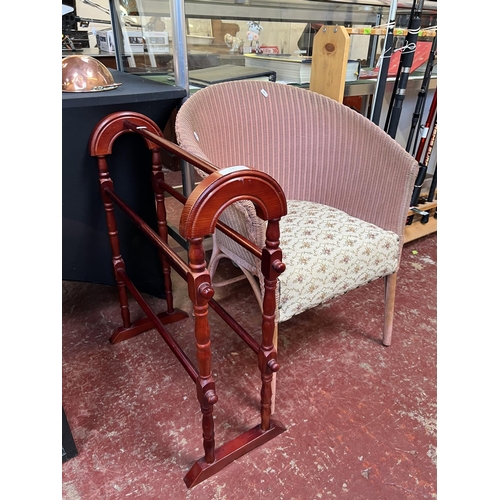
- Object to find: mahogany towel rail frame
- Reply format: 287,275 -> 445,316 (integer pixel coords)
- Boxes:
88,111 -> 288,488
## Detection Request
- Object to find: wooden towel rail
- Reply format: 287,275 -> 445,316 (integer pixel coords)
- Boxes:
88,111 -> 288,488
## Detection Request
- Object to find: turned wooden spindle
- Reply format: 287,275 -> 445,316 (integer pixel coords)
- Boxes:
151,149 -> 175,314
188,236 -> 218,464
97,155 -> 131,330
259,218 -> 285,431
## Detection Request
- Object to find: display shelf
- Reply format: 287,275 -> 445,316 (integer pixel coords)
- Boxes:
404,198 -> 437,244
347,27 -> 436,36
109,0 -> 383,74
135,0 -> 436,22
135,0 -> 383,23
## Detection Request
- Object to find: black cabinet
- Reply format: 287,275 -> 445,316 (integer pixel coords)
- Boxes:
62,70 -> 186,297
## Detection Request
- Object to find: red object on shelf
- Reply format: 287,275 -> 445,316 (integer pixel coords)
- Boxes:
359,40 -> 433,80
387,41 -> 433,76
259,45 -> 280,54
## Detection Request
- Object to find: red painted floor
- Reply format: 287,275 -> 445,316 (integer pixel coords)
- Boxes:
62,233 -> 436,499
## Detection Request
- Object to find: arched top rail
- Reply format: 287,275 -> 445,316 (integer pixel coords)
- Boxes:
180,166 -> 287,240
88,111 -> 164,157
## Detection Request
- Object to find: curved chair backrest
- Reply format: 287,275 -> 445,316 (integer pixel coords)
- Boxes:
175,80 -> 418,241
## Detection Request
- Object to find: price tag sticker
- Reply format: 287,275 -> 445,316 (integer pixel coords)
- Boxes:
363,28 -> 372,35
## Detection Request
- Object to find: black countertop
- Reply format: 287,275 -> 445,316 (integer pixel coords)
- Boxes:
62,68 -> 186,108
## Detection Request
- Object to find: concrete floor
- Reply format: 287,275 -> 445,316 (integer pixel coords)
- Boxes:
62,232 -> 436,499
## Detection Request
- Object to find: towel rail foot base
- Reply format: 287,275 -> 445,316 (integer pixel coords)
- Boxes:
110,309 -> 189,344
184,418 -> 286,489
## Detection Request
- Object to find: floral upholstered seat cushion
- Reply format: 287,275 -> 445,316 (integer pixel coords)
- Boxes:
277,200 -> 400,323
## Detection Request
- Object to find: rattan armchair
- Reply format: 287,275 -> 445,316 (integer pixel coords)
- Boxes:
175,81 -> 418,347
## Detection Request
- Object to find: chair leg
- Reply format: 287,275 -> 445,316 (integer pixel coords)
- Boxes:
383,272 -> 397,347
207,233 -> 223,278
208,236 -> 264,312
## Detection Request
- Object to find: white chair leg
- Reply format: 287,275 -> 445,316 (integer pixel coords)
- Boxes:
207,233 -> 223,278
208,235 -> 264,312
383,272 -> 397,346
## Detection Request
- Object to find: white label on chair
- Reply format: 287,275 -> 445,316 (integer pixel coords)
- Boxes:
260,89 -> 268,97
219,165 -> 249,175
193,131 -> 200,141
